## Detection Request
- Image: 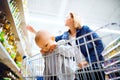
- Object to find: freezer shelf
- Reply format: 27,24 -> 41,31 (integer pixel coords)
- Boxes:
0,43 -> 23,79
104,60 -> 120,68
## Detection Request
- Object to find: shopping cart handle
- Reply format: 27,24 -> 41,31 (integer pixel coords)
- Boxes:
111,22 -> 117,25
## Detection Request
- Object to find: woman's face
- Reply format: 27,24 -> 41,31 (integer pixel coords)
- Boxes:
65,15 -> 74,28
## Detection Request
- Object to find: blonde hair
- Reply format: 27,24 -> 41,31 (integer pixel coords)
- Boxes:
70,12 -> 82,29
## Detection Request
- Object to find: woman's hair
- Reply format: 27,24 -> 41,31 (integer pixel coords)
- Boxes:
70,12 -> 82,29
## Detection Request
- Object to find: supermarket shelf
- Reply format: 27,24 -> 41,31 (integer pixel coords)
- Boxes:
105,68 -> 120,75
7,0 -> 31,56
109,77 -> 120,80
104,36 -> 120,51
104,60 -> 120,68
0,0 -> 20,40
0,43 -> 23,79
102,43 -> 120,56
0,0 -> 26,56
7,0 -> 29,56
105,51 -> 120,61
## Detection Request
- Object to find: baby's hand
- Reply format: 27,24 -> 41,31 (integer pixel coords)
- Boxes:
26,25 -> 37,34
40,49 -> 48,55
40,44 -> 57,54
78,61 -> 88,68
40,49 -> 51,55
49,44 -> 57,53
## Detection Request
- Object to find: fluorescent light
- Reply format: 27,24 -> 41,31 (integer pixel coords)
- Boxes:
100,29 -> 120,34
28,16 -> 64,25
90,26 -> 120,34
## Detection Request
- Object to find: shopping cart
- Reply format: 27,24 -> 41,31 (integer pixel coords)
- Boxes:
23,22 -> 120,80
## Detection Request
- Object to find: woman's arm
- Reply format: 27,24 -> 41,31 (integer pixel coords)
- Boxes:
85,26 -> 104,54
55,35 -> 63,42
85,26 -> 104,62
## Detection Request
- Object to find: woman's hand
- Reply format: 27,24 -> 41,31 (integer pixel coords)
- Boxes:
78,61 -> 88,68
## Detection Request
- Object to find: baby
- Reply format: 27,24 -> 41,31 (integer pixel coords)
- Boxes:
35,30 -> 87,80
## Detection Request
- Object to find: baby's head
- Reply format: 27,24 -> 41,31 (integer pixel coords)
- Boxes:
35,30 -> 55,53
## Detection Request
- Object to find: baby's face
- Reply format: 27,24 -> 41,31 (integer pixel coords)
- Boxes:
37,32 -> 52,52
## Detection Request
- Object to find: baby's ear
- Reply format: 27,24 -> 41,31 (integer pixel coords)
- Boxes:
51,36 -> 55,41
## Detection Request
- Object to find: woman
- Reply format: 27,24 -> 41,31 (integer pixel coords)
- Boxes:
26,12 -> 105,80
55,12 -> 105,80
56,13 -> 104,62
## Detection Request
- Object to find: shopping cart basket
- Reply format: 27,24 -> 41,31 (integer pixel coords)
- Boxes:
23,22 -> 120,80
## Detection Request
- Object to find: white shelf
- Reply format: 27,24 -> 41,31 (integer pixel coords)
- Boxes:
7,0 -> 30,57
0,0 -> 30,79
105,68 -> 120,74
102,43 -> 120,56
104,37 -> 120,51
5,0 -> 28,57
0,43 -> 23,79
105,51 -> 120,61
104,60 -> 120,68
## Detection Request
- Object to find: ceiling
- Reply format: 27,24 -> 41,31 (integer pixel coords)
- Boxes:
25,0 -> 120,55
26,0 -> 120,34
27,0 -> 120,24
